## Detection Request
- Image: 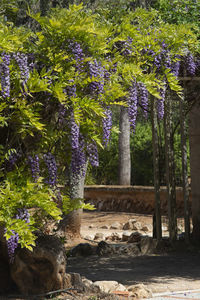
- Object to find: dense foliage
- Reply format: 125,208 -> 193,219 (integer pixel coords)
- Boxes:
0,0 -> 199,259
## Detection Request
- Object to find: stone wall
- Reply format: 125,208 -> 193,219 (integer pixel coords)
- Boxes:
84,185 -> 192,216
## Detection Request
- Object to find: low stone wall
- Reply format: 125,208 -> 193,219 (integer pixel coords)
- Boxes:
84,185 -> 192,216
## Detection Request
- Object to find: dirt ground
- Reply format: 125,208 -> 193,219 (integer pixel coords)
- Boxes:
66,211 -> 200,295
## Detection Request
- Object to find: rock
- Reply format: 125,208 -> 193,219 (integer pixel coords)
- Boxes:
83,235 -> 94,241
70,243 -> 96,256
0,259 -> 13,292
10,234 -> 67,295
89,224 -> 95,228
141,224 -> 153,232
128,284 -> 152,298
94,232 -> 105,241
82,277 -> 93,288
118,244 -> 141,256
140,236 -> 157,255
106,232 -> 121,241
69,272 -> 85,290
128,232 -> 142,243
110,222 -> 121,230
96,241 -> 115,256
132,221 -> 142,231
122,231 -> 132,242
93,280 -> 127,293
100,225 -> 109,229
162,225 -> 168,232
122,219 -> 137,230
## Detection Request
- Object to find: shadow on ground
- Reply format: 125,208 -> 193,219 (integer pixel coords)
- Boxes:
67,252 -> 200,287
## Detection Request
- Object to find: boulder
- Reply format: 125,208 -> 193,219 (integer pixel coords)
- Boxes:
88,224 -> 95,229
10,234 -> 67,295
93,280 -> 127,294
110,222 -> 121,230
122,231 -> 132,242
118,244 -> 141,256
70,243 -> 96,256
122,219 -> 137,230
106,232 -> 121,242
140,236 -> 157,255
100,225 -> 109,229
96,241 -> 115,256
0,258 -> 13,292
83,235 -> 94,241
128,232 -> 142,243
132,221 -> 142,231
141,224 -> 153,232
94,232 -> 105,241
128,284 -> 152,298
162,225 -> 168,232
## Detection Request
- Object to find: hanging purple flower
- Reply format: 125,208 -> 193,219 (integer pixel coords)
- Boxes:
28,155 -> 40,182
185,52 -> 196,76
71,135 -> 86,178
44,153 -> 57,186
6,208 -> 30,262
0,52 -> 11,98
87,142 -> 99,167
157,85 -> 166,120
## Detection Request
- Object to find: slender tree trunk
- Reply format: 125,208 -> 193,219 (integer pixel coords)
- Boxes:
164,92 -> 177,242
118,106 -> 131,185
180,83 -> 190,243
151,97 -> 162,240
58,164 -> 87,238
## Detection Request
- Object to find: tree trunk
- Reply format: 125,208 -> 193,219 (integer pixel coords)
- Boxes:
164,92 -> 177,243
180,83 -> 190,243
118,106 -> 131,185
151,97 -> 162,240
189,100 -> 200,241
58,164 -> 87,238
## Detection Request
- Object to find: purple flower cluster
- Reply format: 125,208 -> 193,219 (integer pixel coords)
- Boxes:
13,52 -> 29,84
171,56 -> 181,78
88,59 -> 104,95
7,151 -> 20,171
185,52 -> 196,76
128,81 -> 138,132
157,85 -> 166,120
0,52 -> 11,98
15,208 -> 30,223
69,41 -> 84,72
44,153 -> 57,186
6,231 -> 19,263
70,111 -> 80,150
65,80 -> 76,98
71,136 -> 86,178
28,155 -> 40,182
6,208 -> 30,263
87,142 -> 99,167
121,37 -> 133,56
102,107 -> 112,146
138,83 -> 148,118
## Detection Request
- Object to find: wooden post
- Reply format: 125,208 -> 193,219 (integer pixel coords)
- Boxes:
164,91 -> 177,242
151,97 -> 162,240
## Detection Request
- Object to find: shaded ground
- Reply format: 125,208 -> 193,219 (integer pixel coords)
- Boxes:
67,211 -> 200,294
